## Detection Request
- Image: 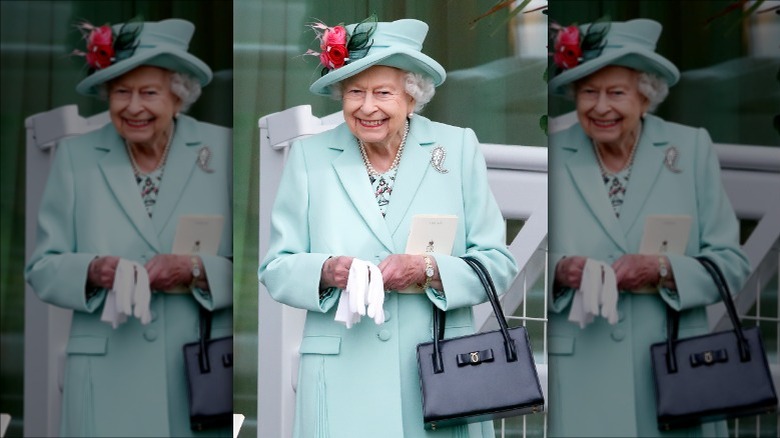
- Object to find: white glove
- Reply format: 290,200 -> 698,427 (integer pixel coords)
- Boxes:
335,287 -> 361,328
335,259 -> 362,328
568,259 -> 598,328
100,259 -> 153,328
582,259 -> 602,317
101,259 -> 133,328
365,262 -> 385,325
347,259 -> 368,317
100,291 -> 124,329
335,259 -> 388,328
132,263 -> 152,325
599,265 -> 619,325
115,259 -> 135,316
568,258 -> 619,329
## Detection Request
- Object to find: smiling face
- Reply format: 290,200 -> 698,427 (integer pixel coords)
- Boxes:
340,66 -> 416,150
574,65 -> 650,151
108,65 -> 182,150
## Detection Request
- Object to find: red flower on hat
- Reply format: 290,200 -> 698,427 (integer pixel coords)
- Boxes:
322,25 -> 347,49
85,25 -> 115,70
318,25 -> 348,69
306,16 -> 377,76
553,26 -> 582,70
549,19 -> 610,74
72,20 -> 142,74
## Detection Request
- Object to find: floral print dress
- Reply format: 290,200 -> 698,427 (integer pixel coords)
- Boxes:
368,167 -> 397,217
135,168 -> 164,217
602,167 -> 631,217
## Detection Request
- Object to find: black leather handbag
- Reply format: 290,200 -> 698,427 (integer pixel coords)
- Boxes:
183,307 -> 233,431
416,256 -> 545,430
650,256 -> 777,431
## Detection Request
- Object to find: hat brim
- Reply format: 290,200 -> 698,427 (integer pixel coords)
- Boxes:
76,49 -> 212,96
309,47 -> 446,96
548,47 -> 680,95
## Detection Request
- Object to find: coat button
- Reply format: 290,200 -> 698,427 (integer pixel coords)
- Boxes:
377,330 -> 391,341
611,328 -> 625,342
150,310 -> 158,322
144,329 -> 158,341
383,311 -> 392,322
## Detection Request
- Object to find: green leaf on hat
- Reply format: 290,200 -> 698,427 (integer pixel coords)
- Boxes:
113,18 -> 143,63
346,14 -> 377,63
581,17 -> 610,63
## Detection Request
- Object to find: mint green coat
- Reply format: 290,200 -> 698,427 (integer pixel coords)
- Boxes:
25,115 -> 233,437
547,114 -> 750,437
259,115 -> 518,438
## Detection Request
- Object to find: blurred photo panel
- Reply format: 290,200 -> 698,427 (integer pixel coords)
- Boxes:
546,1 -> 778,436
1,1 -> 232,436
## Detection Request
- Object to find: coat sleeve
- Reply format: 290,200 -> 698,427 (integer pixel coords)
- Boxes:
193,126 -> 233,311
662,128 -> 750,311
195,254 -> 232,310
428,128 -> 519,311
548,254 -> 575,314
25,141 -> 106,312
258,140 -> 334,312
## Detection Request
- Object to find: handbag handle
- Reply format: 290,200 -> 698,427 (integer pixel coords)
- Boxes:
664,256 -> 750,373
198,306 -> 214,373
431,256 -> 517,374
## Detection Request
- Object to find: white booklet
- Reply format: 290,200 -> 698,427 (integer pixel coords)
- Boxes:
172,215 -> 224,255
405,214 -> 458,255
639,215 -> 692,255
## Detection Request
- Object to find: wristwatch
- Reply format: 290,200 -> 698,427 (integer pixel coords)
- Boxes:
658,256 -> 669,289
422,255 -> 434,290
190,256 -> 202,288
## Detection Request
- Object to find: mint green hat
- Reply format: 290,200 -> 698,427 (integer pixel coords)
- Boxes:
309,18 -> 446,96
549,18 -> 680,94
76,18 -> 212,96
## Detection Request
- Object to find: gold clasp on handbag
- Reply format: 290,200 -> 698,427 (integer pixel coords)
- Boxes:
690,348 -> 728,367
457,348 -> 495,366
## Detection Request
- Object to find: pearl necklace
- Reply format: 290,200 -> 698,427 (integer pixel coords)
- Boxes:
358,120 -> 409,177
594,123 -> 642,176
126,126 -> 174,176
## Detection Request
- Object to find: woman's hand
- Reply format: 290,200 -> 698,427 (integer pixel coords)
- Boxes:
320,256 -> 354,290
145,254 -> 192,292
378,254 -> 441,292
612,254 -> 665,292
87,256 -> 121,289
554,256 -> 587,289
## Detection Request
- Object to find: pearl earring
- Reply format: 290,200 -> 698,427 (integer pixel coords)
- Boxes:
408,112 -> 414,119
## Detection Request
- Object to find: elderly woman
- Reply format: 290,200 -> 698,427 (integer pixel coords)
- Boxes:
259,17 -> 518,437
546,19 -> 750,437
25,19 -> 232,437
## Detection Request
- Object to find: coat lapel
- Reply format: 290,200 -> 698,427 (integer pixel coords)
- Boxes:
97,126 -> 161,252
564,127 -> 629,252
383,117 -> 435,239
618,115 -> 667,236
330,125 -> 396,253
150,115 -> 200,234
